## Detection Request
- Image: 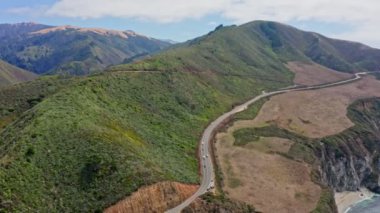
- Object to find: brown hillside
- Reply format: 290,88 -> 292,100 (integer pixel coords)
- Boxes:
0,60 -> 37,87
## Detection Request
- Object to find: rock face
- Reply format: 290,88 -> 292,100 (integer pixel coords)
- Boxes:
317,98 -> 380,193
104,182 -> 198,213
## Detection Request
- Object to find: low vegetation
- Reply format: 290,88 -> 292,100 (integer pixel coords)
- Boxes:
0,68 -> 291,211
1,20 -> 380,211
0,75 -> 75,130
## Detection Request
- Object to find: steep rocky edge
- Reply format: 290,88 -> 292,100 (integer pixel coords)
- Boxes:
318,98 -> 380,193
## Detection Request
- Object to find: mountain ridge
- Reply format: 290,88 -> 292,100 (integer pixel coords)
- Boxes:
0,22 -> 171,75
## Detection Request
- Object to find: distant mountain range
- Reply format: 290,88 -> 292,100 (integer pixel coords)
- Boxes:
0,22 -> 171,75
0,59 -> 37,87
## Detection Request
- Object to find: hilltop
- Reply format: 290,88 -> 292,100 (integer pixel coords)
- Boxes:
111,21 -> 380,73
0,23 -> 171,75
0,21 -> 380,212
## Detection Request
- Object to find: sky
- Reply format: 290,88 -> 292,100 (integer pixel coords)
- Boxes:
1,0 -> 379,48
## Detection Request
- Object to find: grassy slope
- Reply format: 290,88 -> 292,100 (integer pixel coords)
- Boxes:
1,21 -> 378,211
0,23 -> 295,212
240,21 -> 380,72
0,75 -> 76,130
0,71 -> 291,212
0,60 -> 37,87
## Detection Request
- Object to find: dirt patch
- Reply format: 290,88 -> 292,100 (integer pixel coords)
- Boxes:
104,182 -> 198,213
232,76 -> 380,138
215,131 -> 321,213
286,61 -> 352,86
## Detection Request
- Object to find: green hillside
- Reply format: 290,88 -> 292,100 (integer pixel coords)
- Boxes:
247,21 -> 380,72
0,24 -> 171,75
0,75 -> 76,130
0,60 -> 37,87
1,21 -> 380,212
111,22 -> 380,74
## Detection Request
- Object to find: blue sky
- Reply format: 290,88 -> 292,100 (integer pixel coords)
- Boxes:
1,0 -> 379,47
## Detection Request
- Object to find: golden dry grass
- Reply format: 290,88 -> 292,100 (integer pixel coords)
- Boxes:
231,76 -> 380,138
215,131 -> 321,213
214,71 -> 380,212
286,61 -> 352,86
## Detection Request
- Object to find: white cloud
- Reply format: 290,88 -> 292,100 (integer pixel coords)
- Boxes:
333,22 -> 380,48
18,0 -> 380,47
7,5 -> 49,17
222,0 -> 380,24
46,0 -> 230,23
45,0 -> 380,24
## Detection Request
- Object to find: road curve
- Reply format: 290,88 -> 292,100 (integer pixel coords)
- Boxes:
166,72 -> 377,213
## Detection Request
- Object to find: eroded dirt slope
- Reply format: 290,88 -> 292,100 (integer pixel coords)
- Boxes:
104,182 -> 198,213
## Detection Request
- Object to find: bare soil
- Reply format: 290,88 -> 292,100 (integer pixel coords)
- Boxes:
104,182 -> 198,213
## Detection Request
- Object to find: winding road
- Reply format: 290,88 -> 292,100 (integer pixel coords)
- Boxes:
166,72 -> 376,213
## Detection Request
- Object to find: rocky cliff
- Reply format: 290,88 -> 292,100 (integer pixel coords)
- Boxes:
317,98 -> 380,193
